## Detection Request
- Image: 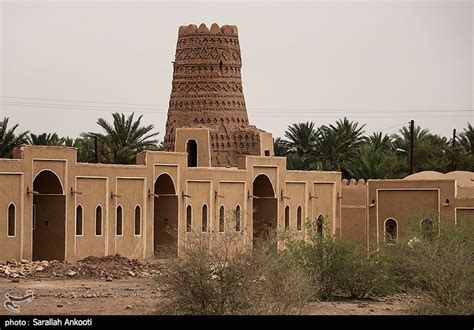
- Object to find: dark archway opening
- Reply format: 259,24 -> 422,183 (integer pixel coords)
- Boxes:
186,140 -> 197,167
153,173 -> 178,257
32,170 -> 66,261
252,174 -> 277,251
420,218 -> 435,240
385,218 -> 398,243
316,214 -> 325,237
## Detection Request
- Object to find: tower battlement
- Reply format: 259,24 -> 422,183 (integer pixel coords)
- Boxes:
178,23 -> 238,36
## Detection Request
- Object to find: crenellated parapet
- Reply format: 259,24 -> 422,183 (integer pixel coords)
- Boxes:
342,178 -> 367,187
178,23 -> 238,37
341,179 -> 367,206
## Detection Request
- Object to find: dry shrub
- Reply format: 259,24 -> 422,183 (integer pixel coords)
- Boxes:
156,227 -> 312,315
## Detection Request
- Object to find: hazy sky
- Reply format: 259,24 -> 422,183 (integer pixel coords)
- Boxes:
1,0 -> 473,141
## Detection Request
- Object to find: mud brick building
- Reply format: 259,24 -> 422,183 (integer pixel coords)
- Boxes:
0,24 -> 472,261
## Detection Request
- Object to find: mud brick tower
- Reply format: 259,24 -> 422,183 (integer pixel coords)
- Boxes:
163,23 -> 273,167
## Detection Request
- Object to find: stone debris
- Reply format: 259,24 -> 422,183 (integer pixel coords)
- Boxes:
0,254 -> 161,280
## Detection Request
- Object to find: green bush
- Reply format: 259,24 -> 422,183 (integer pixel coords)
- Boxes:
384,221 -> 474,315
337,248 -> 396,299
285,219 -> 395,299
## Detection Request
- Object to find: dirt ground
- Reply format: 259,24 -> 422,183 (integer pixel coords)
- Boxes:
0,276 -> 419,315
0,256 -> 421,315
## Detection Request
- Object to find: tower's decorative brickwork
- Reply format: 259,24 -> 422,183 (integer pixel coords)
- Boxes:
163,23 -> 266,167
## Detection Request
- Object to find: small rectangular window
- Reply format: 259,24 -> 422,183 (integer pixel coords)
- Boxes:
186,205 -> 192,232
116,206 -> 123,236
95,206 -> 103,236
219,206 -> 225,233
135,206 -> 141,236
76,205 -> 83,236
8,204 -> 15,237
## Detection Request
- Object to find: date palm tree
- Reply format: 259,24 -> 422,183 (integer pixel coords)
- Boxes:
311,118 -> 365,176
28,132 -> 66,146
284,122 -> 317,157
84,112 -> 160,164
350,144 -> 386,180
0,117 -> 29,158
458,123 -> 474,156
364,132 -> 393,153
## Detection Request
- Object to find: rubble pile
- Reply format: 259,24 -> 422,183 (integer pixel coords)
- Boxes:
0,255 -> 161,280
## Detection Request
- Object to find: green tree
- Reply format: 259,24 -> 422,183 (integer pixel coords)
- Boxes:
350,144 -> 386,180
85,112 -> 160,164
0,117 -> 29,158
364,132 -> 393,153
284,122 -> 317,159
273,137 -> 290,157
28,132 -> 66,146
457,123 -> 474,171
311,118 -> 366,177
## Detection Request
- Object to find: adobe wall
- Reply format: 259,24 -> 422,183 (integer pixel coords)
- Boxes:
340,179 -> 367,249
0,145 -> 341,261
366,179 -> 457,251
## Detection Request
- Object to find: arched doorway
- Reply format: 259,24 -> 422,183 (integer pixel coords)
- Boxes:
32,170 -> 66,260
153,173 -> 178,257
252,174 -> 277,251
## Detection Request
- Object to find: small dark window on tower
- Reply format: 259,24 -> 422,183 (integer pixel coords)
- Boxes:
116,206 -> 123,236
186,205 -> 192,232
202,204 -> 208,232
297,206 -> 302,231
187,140 -> 197,167
219,206 -> 225,233
285,206 -> 290,230
95,205 -> 102,236
235,205 -> 241,232
219,60 -> 223,74
135,206 -> 141,235
264,150 -> 270,156
8,203 -> 15,237
76,205 -> 83,236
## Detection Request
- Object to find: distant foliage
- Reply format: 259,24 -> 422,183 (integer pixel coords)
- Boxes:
275,119 -> 474,178
0,117 -> 29,158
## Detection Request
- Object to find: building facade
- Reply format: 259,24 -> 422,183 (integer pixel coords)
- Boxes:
0,23 -> 472,261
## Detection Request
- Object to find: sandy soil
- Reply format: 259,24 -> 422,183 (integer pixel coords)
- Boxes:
0,277 -> 419,315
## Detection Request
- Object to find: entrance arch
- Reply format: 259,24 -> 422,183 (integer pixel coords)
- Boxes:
252,174 -> 277,250
153,173 -> 178,257
32,170 -> 66,261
